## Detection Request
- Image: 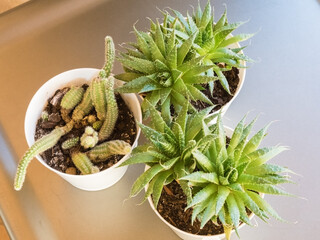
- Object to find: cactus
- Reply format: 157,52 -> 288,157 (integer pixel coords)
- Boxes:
99,76 -> 118,141
88,140 -> 131,162
101,36 -> 115,78
91,76 -> 107,120
61,86 -> 85,122
14,120 -> 74,191
80,126 -> 99,149
65,167 -> 77,175
92,120 -> 103,130
71,151 -> 99,174
61,137 -> 80,150
72,86 -> 93,121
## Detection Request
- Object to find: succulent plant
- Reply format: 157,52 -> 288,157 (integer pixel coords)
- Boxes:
180,113 -> 294,239
14,36 -> 132,191
120,100 -> 217,207
164,1 -> 253,94
115,16 -> 220,119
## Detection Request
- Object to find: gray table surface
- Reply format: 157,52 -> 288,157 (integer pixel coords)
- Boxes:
0,0 -> 319,239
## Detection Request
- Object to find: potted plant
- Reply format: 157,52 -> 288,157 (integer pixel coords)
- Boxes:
14,36 -> 142,191
121,104 -> 294,239
115,1 -> 253,120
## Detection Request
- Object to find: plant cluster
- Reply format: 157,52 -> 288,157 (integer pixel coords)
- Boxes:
14,36 -> 131,191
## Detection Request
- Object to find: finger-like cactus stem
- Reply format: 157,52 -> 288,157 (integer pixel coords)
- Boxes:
71,151 -> 99,175
88,140 -> 131,163
61,86 -> 85,122
61,137 -> 80,150
72,86 -> 93,121
92,120 -> 103,130
102,36 -> 115,77
99,76 -> 118,141
91,77 -> 107,120
80,126 -> 99,149
14,122 -> 74,191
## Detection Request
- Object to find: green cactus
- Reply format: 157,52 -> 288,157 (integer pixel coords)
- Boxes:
88,140 -> 131,162
71,151 -> 99,174
80,126 -> 99,149
91,76 -> 107,120
99,76 -> 118,141
72,86 -> 93,121
14,120 -> 74,191
101,36 -> 115,78
61,86 -> 85,122
61,137 -> 80,150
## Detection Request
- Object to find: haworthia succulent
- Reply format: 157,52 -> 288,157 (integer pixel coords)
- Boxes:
14,121 -> 74,191
87,140 -> 131,162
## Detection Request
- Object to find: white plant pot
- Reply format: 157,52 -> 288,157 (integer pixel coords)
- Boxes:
24,68 -> 142,191
146,127 -> 255,240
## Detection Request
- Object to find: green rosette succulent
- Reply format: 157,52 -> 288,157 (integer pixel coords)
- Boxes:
120,100 -> 217,207
115,16 -> 220,120
164,1 -> 254,94
180,114 -> 294,239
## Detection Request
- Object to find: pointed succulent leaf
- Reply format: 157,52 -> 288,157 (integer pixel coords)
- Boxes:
152,170 -> 173,207
177,30 -> 198,65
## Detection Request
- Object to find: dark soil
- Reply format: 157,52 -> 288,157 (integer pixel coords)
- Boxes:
35,85 -> 137,174
191,67 -> 240,112
157,181 -> 224,236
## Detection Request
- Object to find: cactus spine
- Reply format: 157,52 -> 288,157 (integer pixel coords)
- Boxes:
71,151 -> 99,174
72,86 -> 93,121
14,121 -> 74,191
99,76 -> 118,141
88,140 -> 131,162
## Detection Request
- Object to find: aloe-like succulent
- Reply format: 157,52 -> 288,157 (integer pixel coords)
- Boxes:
120,100 -> 216,207
14,36 -> 132,191
180,114 -> 293,239
116,16 -> 219,119
164,1 -> 253,94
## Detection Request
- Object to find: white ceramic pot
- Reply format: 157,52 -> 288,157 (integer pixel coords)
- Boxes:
146,127 -> 255,240
24,68 -> 142,191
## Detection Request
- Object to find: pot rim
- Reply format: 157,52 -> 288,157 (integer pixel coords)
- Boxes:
24,68 -> 142,179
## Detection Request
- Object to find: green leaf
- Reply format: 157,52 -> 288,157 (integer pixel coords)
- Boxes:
171,8 -> 191,33
219,33 -> 255,48
200,0 -> 212,29
167,46 -> 177,69
184,75 -> 219,85
246,164 -> 294,176
242,123 -> 272,155
215,186 -> 230,215
155,20 -> 166,56
213,8 -> 227,32
130,164 -> 164,197
116,75 -> 153,93
138,122 -> 167,144
212,65 -> 230,94
160,157 -> 180,170
161,96 -> 171,126
247,191 -> 287,222
114,72 -> 143,82
181,171 -> 219,185
200,195 -> 218,228
187,183 -> 217,209
187,12 -> 198,33
192,197 -> 211,223
227,115 -> 246,156
143,99 -> 166,132
133,26 -> 152,59
177,30 -> 198,65
119,153 -> 157,167
236,191 -> 266,221
118,56 -> 155,74
183,65 -> 214,80
226,194 -> 240,228
186,84 -> 212,105
214,22 -> 245,47
192,150 -> 215,172
142,32 -> 166,63
233,194 -> 252,225
178,55 -> 205,73
152,170 -> 173,207
243,183 -> 294,196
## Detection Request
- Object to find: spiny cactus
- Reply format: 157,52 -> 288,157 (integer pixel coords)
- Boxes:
71,151 -> 100,175
102,36 -> 115,77
92,120 -> 103,130
14,121 -> 74,191
80,126 -> 99,149
88,140 -> 131,162
61,137 -> 80,150
61,86 -> 85,122
99,76 -> 118,141
72,86 -> 93,121
91,76 -> 107,120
